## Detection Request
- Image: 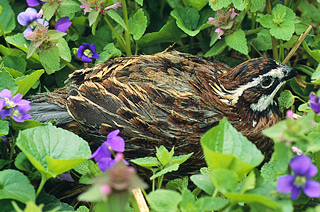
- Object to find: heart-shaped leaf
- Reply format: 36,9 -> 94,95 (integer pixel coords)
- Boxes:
0,170 -> 35,203
16,124 -> 91,179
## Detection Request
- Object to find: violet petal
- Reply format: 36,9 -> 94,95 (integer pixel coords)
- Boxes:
304,180 -> 320,198
277,175 -> 295,193
55,17 -> 72,33
106,136 -> 125,152
290,155 -> 311,176
17,8 -> 37,26
77,46 -> 85,58
107,129 -> 120,139
0,89 -> 12,99
290,186 -> 302,200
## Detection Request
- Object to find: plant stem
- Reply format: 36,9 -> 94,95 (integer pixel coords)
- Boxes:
266,0 -> 279,60
121,0 -> 132,56
36,175 -> 48,197
61,58 -> 77,70
103,16 -> 127,52
212,188 -> 219,198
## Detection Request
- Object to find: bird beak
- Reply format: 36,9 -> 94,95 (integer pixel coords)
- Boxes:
282,66 -> 298,82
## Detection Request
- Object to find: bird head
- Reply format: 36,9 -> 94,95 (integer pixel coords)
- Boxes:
212,58 -> 297,114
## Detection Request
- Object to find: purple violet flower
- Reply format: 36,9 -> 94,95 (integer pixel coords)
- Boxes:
27,0 -> 45,7
308,92 -> 320,114
1,135 -> 7,143
77,43 -> 100,63
55,17 -> 72,33
0,89 -> 31,122
90,129 -> 126,171
277,155 -> 320,200
17,8 -> 49,39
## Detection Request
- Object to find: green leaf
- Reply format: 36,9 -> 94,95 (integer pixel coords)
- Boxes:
201,117 -> 264,179
0,44 -> 25,57
2,56 -> 27,74
128,9 -> 147,40
251,29 -> 272,51
150,163 -> 179,180
195,197 -> 230,211
0,169 -> 35,203
46,30 -> 67,41
147,190 -> 182,212
299,1 -> 320,24
260,161 -> 278,183
74,160 -> 102,184
225,30 -> 248,55
233,0 -> 249,10
106,9 -> 128,31
37,191 -> 75,211
11,120 -> 45,131
170,7 -> 201,36
302,41 -> 320,63
58,0 -> 81,15
205,39 -> 227,57
190,174 -> 215,195
225,193 -> 279,209
0,66 -> 18,94
88,10 -> 99,26
135,0 -> 143,6
278,90 -> 295,112
208,0 -> 232,11
179,188 -> 196,211
181,0 -> 208,11
249,0 -> 265,12
165,176 -> 188,192
269,20 -> 295,41
171,153 -> 193,165
156,146 -> 174,166
210,169 -> 238,193
15,152 -> 34,173
39,45 -> 60,74
42,2 -> 59,20
0,0 -> 15,35
138,20 -> 183,47
258,4 -> 298,41
5,33 -> 40,62
16,69 -> 44,95
0,120 -> 9,136
16,124 -> 91,180
57,38 -> 71,62
312,64 -> 320,83
240,171 -> 256,193
95,43 -> 122,64
130,157 -> 159,170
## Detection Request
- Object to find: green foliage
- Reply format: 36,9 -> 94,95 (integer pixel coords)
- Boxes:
258,4 -> 299,41
16,124 -> 91,180
0,0 -> 15,35
201,117 -> 264,180
0,170 -> 35,203
225,29 -> 248,55
128,9 -> 147,40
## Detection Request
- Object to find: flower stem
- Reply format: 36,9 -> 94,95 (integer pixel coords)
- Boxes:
103,16 -> 127,52
36,175 -> 48,197
212,188 -> 219,198
61,58 -> 77,71
121,0 -> 132,56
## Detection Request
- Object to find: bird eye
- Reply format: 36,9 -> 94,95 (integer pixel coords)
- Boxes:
261,77 -> 274,88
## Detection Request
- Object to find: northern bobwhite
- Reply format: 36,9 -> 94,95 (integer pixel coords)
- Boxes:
29,51 -> 297,174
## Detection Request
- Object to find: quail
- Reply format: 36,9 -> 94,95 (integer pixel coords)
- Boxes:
29,51 -> 297,174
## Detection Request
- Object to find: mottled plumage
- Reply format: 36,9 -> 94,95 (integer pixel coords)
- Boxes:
30,51 -> 297,174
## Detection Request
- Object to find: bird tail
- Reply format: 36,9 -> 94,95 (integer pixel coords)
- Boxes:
28,87 -> 73,125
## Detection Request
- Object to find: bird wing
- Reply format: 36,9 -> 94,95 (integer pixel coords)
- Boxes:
65,51 -> 231,157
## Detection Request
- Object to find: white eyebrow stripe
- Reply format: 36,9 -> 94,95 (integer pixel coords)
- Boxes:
217,66 -> 285,106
